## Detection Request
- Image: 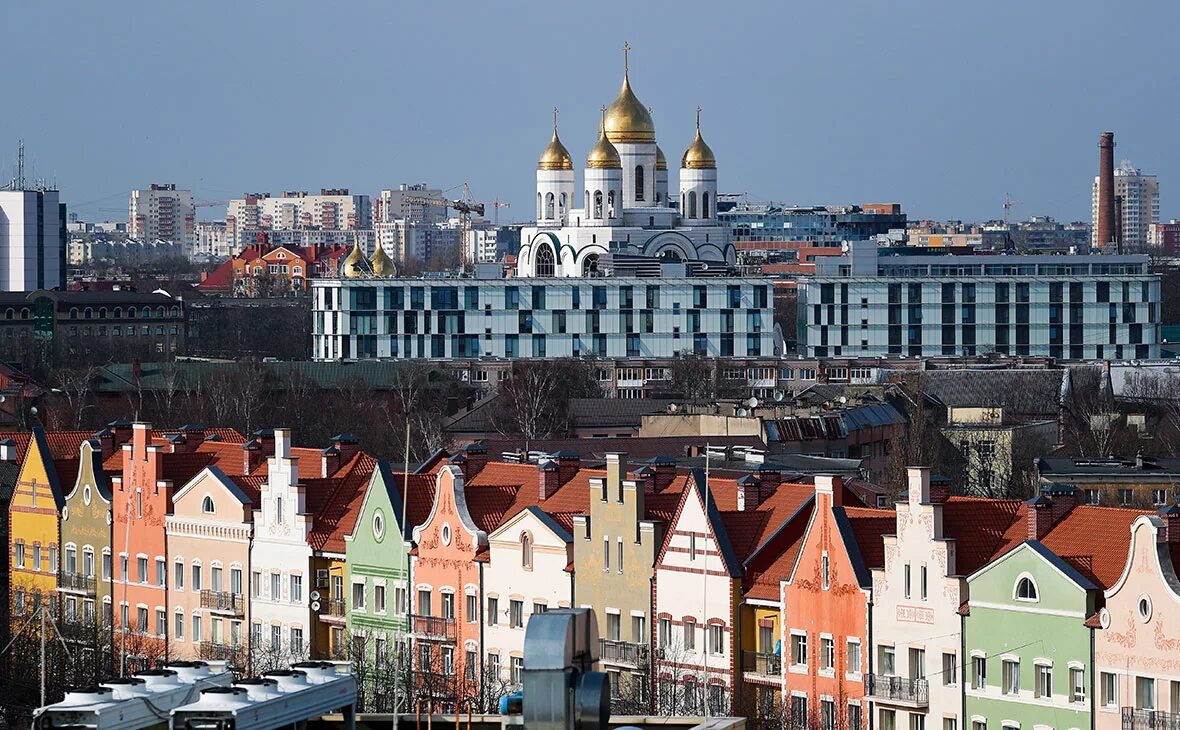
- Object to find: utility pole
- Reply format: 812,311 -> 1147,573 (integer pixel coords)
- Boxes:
41,602 -> 46,708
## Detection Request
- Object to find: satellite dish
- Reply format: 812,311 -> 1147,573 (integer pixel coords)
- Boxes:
773,390 -> 785,402
746,397 -> 759,409
310,591 -> 321,602
737,408 -> 748,417
311,601 -> 321,612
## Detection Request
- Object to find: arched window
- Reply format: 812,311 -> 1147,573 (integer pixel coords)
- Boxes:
1015,576 -> 1038,601
582,254 -> 600,276
635,165 -> 645,201
559,192 -> 567,216
521,533 -> 533,570
545,192 -> 555,219
535,243 -> 556,277
702,192 -> 710,219
141,307 -> 151,318
688,191 -> 698,219
607,190 -> 616,218
69,308 -> 78,319
98,307 -> 107,319
593,191 -> 603,218
585,190 -> 590,213
201,496 -> 214,514
84,307 -> 93,320
681,193 -> 686,213
536,193 -> 542,220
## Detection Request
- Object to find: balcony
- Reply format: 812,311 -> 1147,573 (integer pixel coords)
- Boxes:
742,651 -> 782,679
866,674 -> 929,708
200,590 -> 244,616
600,639 -> 650,667
410,614 -> 456,641
59,572 -> 97,595
198,641 -> 242,662
325,598 -> 346,617
1123,708 -> 1180,730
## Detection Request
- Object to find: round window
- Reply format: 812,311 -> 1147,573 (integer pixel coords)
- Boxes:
441,523 -> 452,546
373,511 -> 385,540
83,485 -> 92,506
1138,595 -> 1153,622
62,506 -> 69,521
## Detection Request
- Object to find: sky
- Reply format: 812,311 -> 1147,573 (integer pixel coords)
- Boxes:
2,0 -> 1177,226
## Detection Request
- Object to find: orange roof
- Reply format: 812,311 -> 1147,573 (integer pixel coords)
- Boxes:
1039,505 -> 1150,589
307,452 -> 379,553
940,497 -> 1027,576
843,506 -> 898,574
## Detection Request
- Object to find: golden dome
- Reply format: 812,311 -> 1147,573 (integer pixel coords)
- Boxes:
587,111 -> 622,169
604,45 -> 655,143
341,240 -> 366,277
655,145 -> 667,171
369,245 -> 395,276
681,108 -> 716,170
538,109 -> 573,171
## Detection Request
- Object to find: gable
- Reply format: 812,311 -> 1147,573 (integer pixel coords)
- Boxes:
346,463 -> 398,549
412,465 -> 487,554
14,427 -> 65,513
489,505 -> 572,548
968,541 -> 1093,613
172,466 -> 251,520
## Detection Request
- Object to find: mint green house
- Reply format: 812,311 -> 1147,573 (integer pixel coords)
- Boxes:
964,539 -> 1098,730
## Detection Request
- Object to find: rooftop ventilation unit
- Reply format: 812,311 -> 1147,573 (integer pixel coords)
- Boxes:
33,661 -> 232,730
169,661 -> 357,730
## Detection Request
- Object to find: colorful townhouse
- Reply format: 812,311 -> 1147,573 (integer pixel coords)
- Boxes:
1094,507 -> 1180,730
166,464 -> 258,666
9,427 -> 92,619
0,438 -> 20,647
59,439 -> 116,640
781,475 -> 895,730
963,490 -> 1145,730
344,459 -> 435,712
651,466 -> 814,716
868,469 -> 1024,730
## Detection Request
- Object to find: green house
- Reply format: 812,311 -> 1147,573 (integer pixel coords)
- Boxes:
964,539 -> 1098,730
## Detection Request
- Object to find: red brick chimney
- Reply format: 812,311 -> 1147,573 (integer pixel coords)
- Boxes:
95,428 -> 116,459
816,474 -> 843,508
1097,132 -> 1117,250
1160,503 -> 1180,543
930,475 -> 952,504
538,460 -> 561,500
737,474 -> 761,512
755,463 -> 782,496
553,451 -> 581,486
463,443 -> 487,478
648,457 -> 677,491
631,466 -> 656,494
1043,483 -> 1078,524
448,453 -> 469,481
108,420 -> 134,450
179,424 -> 206,450
1027,495 -> 1054,541
253,429 -> 276,458
321,445 -> 341,477
242,440 -> 264,474
332,434 -> 360,465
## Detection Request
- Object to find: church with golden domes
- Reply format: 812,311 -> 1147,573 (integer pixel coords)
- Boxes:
517,45 -> 734,278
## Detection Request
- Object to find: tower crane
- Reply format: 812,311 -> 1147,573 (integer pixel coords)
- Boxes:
403,182 -> 486,271
1003,193 -> 1020,225
492,198 -> 512,225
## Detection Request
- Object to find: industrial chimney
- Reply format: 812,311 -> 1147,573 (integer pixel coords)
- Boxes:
1097,132 -> 1116,250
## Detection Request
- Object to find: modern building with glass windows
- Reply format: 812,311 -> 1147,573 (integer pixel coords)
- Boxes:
800,242 -> 1160,360
311,273 -> 777,361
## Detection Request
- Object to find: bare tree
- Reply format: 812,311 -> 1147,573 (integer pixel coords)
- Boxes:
491,360 -> 601,450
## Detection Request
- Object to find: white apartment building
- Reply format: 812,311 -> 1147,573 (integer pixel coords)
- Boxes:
226,189 -> 371,252
129,184 -> 195,248
0,188 -> 66,291
70,238 -> 183,266
374,220 -> 459,263
375,184 -> 446,225
802,241 -> 1160,360
1092,160 -> 1160,252
194,221 -> 229,258
467,227 -> 502,264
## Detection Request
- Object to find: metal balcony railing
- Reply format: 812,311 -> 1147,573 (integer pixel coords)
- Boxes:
325,598 -> 346,617
60,572 -> 97,594
410,613 -> 456,641
600,639 -> 650,666
867,674 -> 929,706
1123,708 -> 1180,730
742,651 -> 782,677
200,590 -> 244,615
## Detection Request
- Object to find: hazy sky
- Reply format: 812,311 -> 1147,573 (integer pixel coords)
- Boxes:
2,0 -> 1176,225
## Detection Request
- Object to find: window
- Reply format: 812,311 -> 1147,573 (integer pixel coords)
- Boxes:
192,564 -> 202,590
352,582 -> 366,611
821,699 -> 835,730
603,537 -> 610,571
290,575 -> 302,602
521,534 -> 533,569
14,542 -> 24,568
137,557 -> 148,583
684,619 -> 696,650
709,624 -> 724,655
848,703 -> 862,730
920,565 -> 928,600
847,639 -> 861,674
1101,671 -> 1118,707
822,553 -> 830,590
944,719 -> 957,730
909,715 -> 925,730
270,572 -> 281,600
910,648 -> 926,679
821,636 -> 835,671
174,611 -> 184,640
466,594 -> 477,623
1015,576 -> 1038,601
510,600 -> 524,628
607,612 -> 621,641
175,561 -> 184,590
617,538 -> 623,573
972,655 -> 987,689
943,652 -> 958,685
904,564 -> 911,598
792,695 -> 808,730
511,656 -> 524,684
1119,489 -> 1133,506
201,496 -> 214,513
533,602 -> 547,617
374,584 -> 386,613
137,607 -> 149,633
487,597 -> 499,625
442,593 -> 455,620
102,551 -> 111,580
881,709 -> 896,730
634,165 -> 644,200
1136,676 -> 1155,709
442,646 -> 454,675
488,652 -> 501,681
291,627 -> 303,653
791,632 -> 808,667
192,615 -> 201,643
1071,667 -> 1086,703
1002,659 -> 1020,694
659,618 -> 671,648
1036,664 -> 1052,699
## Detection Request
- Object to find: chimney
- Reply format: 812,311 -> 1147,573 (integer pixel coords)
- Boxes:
321,445 -> 341,477
1159,503 -> 1180,544
94,428 -> 115,459
332,433 -> 360,464
463,442 -> 487,478
1026,495 -> 1054,541
737,474 -> 761,512
253,429 -> 276,457
538,460 -> 561,499
815,474 -> 843,507
273,428 -> 291,460
631,466 -> 656,494
1042,483 -> 1078,524
448,453 -> 469,481
648,457 -> 677,491
166,433 -> 192,453
930,475 -> 952,504
242,440 -> 264,474
1097,132 -> 1117,250
553,451 -> 581,486
179,424 -> 206,449
0,439 -> 16,462
108,420 -> 134,449
755,463 -> 782,496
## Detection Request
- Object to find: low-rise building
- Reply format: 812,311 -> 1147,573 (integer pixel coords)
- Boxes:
1036,454 -> 1180,508
198,243 -> 352,296
940,406 -> 1058,498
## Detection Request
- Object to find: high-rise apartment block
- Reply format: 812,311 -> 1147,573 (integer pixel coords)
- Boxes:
129,184 -> 195,247
1092,157 -> 1159,252
225,189 -> 371,253
374,184 -> 446,225
0,188 -> 66,291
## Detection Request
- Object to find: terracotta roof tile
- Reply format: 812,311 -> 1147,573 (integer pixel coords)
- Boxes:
1040,505 -> 1149,589
843,506 -> 898,572
308,453 -> 379,553
940,497 -> 1026,575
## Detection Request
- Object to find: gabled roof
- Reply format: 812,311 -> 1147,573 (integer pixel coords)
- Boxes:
885,368 -> 1066,418
491,505 -> 573,544
834,506 -> 896,588
1038,505 -> 1148,589
940,497 -> 1027,576
306,452 -> 379,553
743,496 -> 816,600
689,468 -> 742,578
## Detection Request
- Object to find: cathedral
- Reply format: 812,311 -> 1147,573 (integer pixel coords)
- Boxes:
516,46 -> 735,278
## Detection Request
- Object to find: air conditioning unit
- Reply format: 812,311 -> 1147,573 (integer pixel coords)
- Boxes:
315,569 -> 329,589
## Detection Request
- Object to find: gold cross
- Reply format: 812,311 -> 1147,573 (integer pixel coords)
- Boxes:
623,41 -> 630,75
553,106 -> 559,132
696,105 -> 702,130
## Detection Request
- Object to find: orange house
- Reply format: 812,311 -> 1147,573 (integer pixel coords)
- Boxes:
781,476 -> 893,730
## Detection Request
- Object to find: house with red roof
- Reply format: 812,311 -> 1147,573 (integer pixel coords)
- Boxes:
198,243 -> 350,295
780,475 -> 895,730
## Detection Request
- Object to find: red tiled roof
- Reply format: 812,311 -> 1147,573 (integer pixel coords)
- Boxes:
843,506 -> 897,573
743,500 -> 815,601
1040,505 -> 1148,589
940,497 -> 1026,576
308,453 -> 379,553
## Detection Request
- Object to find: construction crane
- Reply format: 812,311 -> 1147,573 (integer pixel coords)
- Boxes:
1003,193 -> 1020,225
492,198 -> 512,225
403,182 -> 486,271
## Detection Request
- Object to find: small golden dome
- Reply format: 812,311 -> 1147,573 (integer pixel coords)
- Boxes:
587,111 -> 622,169
341,240 -> 366,277
681,108 -> 716,170
369,245 -> 395,277
538,109 -> 573,171
656,145 -> 667,171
